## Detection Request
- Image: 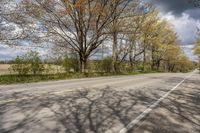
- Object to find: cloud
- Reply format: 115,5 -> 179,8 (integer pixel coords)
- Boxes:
181,45 -> 198,61
0,44 -> 49,60
0,45 -> 25,60
150,0 -> 200,60
153,0 -> 200,19
162,12 -> 200,45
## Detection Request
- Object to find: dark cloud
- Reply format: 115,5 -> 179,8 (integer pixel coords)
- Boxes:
152,0 -> 200,19
185,8 -> 200,19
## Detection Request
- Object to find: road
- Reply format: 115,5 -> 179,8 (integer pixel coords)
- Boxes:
0,71 -> 199,133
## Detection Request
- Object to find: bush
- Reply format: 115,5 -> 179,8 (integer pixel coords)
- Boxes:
25,51 -> 44,75
62,56 -> 79,72
100,57 -> 112,73
10,51 -> 44,75
10,56 -> 30,75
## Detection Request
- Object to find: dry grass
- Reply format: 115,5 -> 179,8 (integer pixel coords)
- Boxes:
0,64 -> 65,75
43,64 -> 65,74
0,64 -> 11,75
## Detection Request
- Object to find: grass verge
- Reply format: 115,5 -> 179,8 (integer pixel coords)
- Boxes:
0,71 -> 160,85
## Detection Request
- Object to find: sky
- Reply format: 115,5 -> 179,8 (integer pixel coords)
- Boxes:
152,0 -> 200,60
0,0 -> 200,61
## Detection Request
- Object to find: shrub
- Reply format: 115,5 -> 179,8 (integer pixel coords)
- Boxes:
25,51 -> 44,75
100,57 -> 112,73
10,51 -> 44,75
10,56 -> 30,75
62,56 -> 79,72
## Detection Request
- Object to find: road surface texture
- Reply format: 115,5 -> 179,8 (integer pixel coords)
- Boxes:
0,71 -> 199,133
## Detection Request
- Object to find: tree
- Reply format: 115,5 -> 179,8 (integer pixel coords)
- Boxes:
25,51 -> 44,75
10,51 -> 44,75
2,0 -> 194,74
109,0 -> 146,72
149,20 -> 178,71
126,11 -> 147,70
194,38 -> 200,69
10,56 -> 30,75
14,0 -> 131,73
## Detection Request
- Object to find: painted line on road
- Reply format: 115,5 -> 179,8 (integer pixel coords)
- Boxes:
119,70 -> 195,133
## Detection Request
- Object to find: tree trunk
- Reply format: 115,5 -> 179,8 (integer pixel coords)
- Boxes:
151,48 -> 155,71
199,56 -> 200,70
156,60 -> 161,71
129,41 -> 135,70
112,31 -> 118,73
129,54 -> 134,69
79,54 -> 88,73
143,48 -> 146,71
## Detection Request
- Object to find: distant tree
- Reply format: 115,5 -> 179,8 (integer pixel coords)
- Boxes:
10,51 -> 44,75
10,56 -> 30,75
25,51 -> 44,75
194,38 -> 200,69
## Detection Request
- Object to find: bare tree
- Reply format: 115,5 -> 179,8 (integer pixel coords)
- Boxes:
108,0 -> 143,72
0,0 -> 28,42
9,0 -> 131,73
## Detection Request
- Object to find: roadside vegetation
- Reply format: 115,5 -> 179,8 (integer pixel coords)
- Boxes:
0,49 -> 195,84
0,0 -> 196,84
194,38 -> 200,70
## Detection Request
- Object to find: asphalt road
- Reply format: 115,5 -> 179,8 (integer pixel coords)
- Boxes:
0,71 -> 199,133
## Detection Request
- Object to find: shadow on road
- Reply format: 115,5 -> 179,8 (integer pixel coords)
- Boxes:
0,78 -> 199,133
0,87 -> 157,133
134,78 -> 200,133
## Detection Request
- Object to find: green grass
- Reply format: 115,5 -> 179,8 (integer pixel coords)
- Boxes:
0,70 -> 163,85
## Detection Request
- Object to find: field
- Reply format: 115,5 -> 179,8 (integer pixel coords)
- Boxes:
0,64 -> 65,75
0,64 -> 11,75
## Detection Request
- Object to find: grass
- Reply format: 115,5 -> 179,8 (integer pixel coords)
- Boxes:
0,71 -> 157,85
0,73 -> 79,84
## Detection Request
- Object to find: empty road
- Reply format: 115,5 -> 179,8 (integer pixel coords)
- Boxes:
0,71 -> 200,133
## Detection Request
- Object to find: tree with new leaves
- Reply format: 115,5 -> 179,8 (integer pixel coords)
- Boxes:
194,38 -> 200,69
109,1 -> 151,72
15,0 -> 132,73
2,0 -> 195,74
126,10 -> 148,69
108,0 -> 142,72
149,20 -> 178,71
139,10 -> 159,70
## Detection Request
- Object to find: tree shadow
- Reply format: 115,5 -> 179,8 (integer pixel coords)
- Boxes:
133,78 -> 200,133
0,87 -> 158,133
0,77 -> 199,133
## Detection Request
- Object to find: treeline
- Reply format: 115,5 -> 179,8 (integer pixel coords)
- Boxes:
1,0 -> 196,73
9,50 -> 195,76
194,38 -> 200,70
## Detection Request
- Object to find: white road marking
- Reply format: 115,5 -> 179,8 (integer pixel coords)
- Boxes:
119,70 -> 196,133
